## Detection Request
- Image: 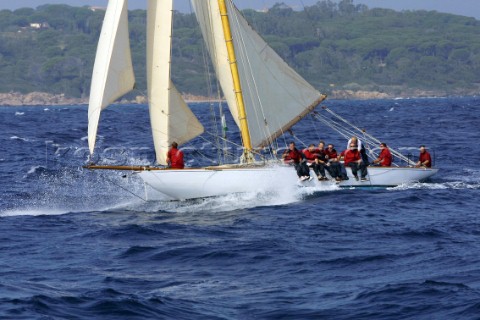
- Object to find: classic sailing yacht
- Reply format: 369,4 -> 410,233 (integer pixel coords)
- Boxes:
85,0 -> 438,200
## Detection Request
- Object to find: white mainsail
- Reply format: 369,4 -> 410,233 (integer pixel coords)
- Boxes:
88,0 -> 135,155
147,0 -> 204,165
192,0 -> 325,148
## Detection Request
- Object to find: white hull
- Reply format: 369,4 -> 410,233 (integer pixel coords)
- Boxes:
336,166 -> 438,187
138,165 -> 438,200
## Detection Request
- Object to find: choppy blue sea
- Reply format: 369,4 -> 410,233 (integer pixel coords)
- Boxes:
1,97 -> 480,319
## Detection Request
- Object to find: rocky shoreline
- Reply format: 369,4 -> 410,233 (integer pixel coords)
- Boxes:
0,89 -> 475,106
0,92 -> 224,106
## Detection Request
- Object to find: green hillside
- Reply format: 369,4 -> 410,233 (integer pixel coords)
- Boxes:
0,1 -> 479,98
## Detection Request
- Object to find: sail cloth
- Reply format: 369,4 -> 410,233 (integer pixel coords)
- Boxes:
192,0 -> 325,148
88,0 -> 135,155
191,1 -> 242,127
147,0 -> 204,165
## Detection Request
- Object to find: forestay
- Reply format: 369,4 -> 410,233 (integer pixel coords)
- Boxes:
88,0 -> 135,155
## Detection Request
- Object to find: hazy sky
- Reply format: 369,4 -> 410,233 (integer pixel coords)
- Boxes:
1,0 -> 479,20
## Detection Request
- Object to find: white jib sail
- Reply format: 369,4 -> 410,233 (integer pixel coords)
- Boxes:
88,0 -> 135,155
147,0 -> 204,165
193,0 -> 325,148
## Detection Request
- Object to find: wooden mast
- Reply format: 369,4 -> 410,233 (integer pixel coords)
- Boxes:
217,0 -> 254,162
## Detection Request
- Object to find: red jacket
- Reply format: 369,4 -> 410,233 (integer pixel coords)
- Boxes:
167,147 -> 184,169
378,148 -> 392,166
324,148 -> 337,161
283,148 -> 303,164
343,149 -> 361,165
419,151 -> 432,168
302,149 -> 317,163
314,148 -> 327,162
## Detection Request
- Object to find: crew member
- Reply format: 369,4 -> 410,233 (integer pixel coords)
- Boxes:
347,136 -> 369,165
344,143 -> 368,181
302,144 -> 318,164
373,142 -> 392,167
283,142 -> 311,180
415,145 -> 432,168
313,141 -> 329,181
166,141 -> 184,169
325,143 -> 341,180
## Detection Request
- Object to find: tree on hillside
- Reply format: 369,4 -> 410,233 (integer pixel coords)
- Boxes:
0,2 -> 479,97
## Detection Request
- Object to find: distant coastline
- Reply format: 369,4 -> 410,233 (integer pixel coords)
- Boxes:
0,92 -> 223,106
0,90 -> 477,106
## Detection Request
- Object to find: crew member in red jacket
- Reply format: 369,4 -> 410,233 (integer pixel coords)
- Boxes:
415,145 -> 432,168
373,142 -> 392,167
324,143 -> 341,180
283,141 -> 311,180
166,142 -> 184,169
343,143 -> 368,181
302,144 -> 318,164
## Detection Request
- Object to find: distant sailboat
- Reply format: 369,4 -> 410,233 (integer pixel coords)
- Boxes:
85,0 -> 437,200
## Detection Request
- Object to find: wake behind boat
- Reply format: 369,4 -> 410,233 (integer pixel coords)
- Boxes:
84,0 -> 437,200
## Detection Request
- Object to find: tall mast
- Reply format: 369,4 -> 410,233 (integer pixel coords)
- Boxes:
217,0 -> 253,160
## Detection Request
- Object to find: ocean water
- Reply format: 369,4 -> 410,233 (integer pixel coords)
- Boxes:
1,97 -> 480,319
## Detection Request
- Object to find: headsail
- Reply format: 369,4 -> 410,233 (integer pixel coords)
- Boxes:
191,1 -> 241,127
88,0 -> 135,155
192,0 -> 326,148
147,0 -> 204,165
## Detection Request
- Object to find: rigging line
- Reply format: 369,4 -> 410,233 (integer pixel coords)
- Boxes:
326,112 -> 409,163
313,115 -> 383,163
197,134 -> 236,158
361,130 -> 375,157
202,40 -> 223,162
314,113 -> 356,137
309,115 -> 321,142
202,129 -> 243,149
323,107 -> 371,138
312,113 -> 358,141
132,87 -> 147,100
192,148 -> 219,164
316,107 -> 372,143
178,139 -> 226,165
103,175 -> 147,202
289,131 -> 308,149
203,129 -> 267,161
318,120 -> 351,141
201,129 -> 250,157
315,111 -> 410,164
316,115 -> 390,166
352,127 -> 410,163
322,107 -> 390,152
198,17 -> 221,144
218,101 -> 230,163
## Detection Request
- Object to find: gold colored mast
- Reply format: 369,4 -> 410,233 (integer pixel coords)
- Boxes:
217,0 -> 253,161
